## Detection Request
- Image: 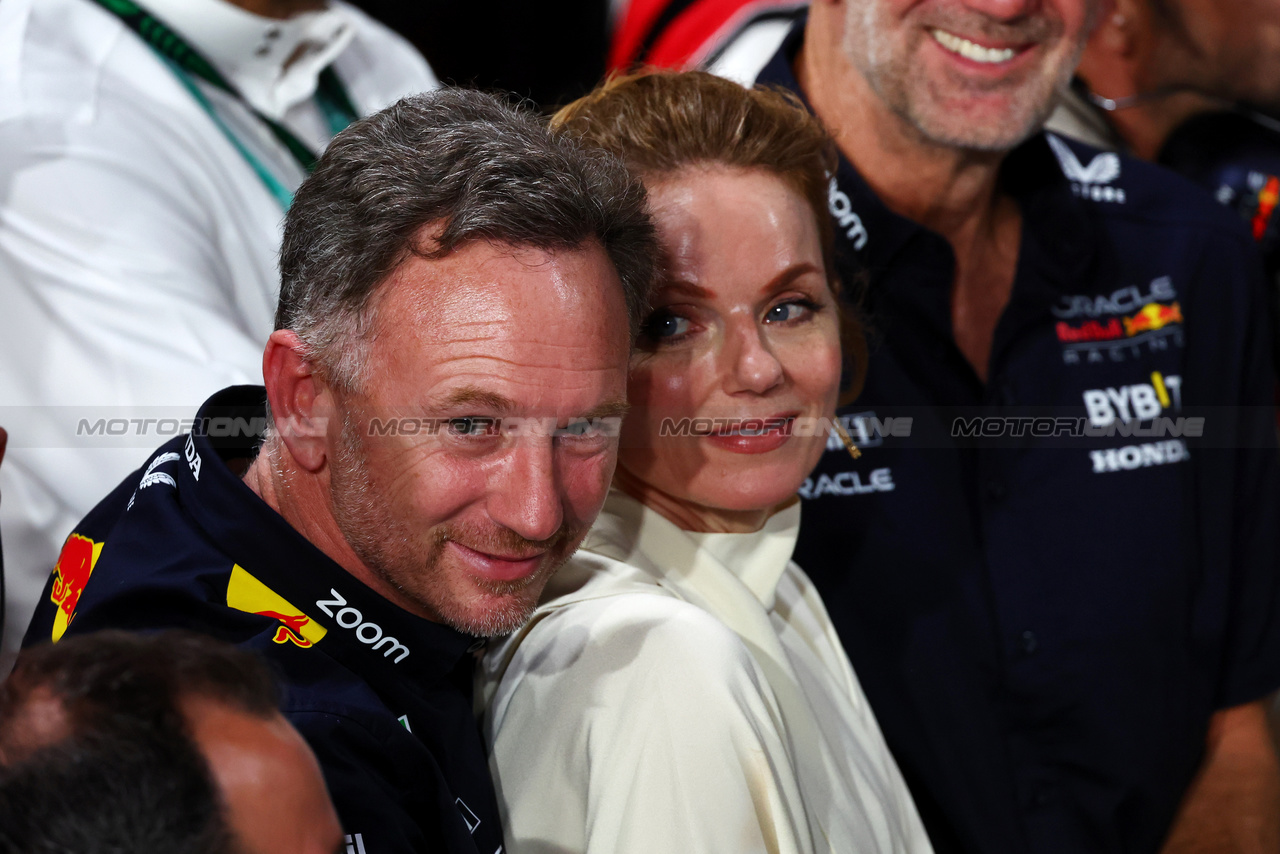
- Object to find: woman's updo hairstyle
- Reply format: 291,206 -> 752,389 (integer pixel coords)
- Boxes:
552,70 -> 867,403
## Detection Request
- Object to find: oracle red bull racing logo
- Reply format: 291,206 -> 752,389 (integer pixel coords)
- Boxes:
226,565 -> 327,649
1052,277 -> 1184,365
49,534 -> 105,642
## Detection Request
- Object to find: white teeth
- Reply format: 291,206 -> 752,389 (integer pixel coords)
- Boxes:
930,29 -> 1017,64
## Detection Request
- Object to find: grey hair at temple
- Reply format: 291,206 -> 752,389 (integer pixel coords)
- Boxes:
275,88 -> 657,393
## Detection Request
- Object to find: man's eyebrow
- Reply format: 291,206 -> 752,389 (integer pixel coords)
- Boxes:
435,386 -> 518,413
580,399 -> 631,420
432,389 -> 629,420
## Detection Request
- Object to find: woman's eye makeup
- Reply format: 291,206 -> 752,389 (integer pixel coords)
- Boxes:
765,297 -> 822,323
641,292 -> 825,344
642,309 -> 692,341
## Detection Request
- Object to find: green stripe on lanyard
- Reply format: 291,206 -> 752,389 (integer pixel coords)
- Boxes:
90,0 -> 360,209
158,56 -> 295,211
317,67 -> 360,136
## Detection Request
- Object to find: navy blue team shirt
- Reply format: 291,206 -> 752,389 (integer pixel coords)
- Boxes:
24,386 -> 504,854
760,20 -> 1280,854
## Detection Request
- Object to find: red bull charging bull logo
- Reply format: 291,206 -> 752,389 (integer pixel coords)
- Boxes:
50,534 -> 105,641
256,611 -> 317,647
1122,302 -> 1183,336
226,565 -> 327,649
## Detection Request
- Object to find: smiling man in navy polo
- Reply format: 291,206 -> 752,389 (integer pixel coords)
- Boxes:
21,89 -> 655,854
722,1 -> 1280,853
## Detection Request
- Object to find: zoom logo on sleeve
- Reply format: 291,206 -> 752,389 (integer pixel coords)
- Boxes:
316,590 -> 411,663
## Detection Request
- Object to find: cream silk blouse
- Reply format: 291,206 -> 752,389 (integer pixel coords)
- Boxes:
481,489 -> 934,854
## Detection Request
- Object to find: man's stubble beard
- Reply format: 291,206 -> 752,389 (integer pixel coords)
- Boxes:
845,2 -> 1083,153
327,411 -> 583,637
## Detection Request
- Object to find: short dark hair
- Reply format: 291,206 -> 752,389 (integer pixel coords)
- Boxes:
0,727 -> 236,854
0,631 -> 278,854
0,630 -> 279,763
276,88 -> 657,391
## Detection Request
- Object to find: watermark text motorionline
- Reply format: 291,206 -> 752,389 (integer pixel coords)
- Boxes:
950,415 -> 1204,439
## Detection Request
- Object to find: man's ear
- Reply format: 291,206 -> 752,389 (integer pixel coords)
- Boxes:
262,330 -> 331,473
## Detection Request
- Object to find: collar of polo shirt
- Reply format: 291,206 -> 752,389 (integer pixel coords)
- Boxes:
140,0 -> 356,121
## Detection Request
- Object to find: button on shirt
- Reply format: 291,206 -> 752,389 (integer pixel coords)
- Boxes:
23,387 -> 503,854
0,0 -> 436,670
757,21 -> 1280,854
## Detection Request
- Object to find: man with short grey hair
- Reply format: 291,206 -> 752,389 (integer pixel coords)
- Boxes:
0,0 -> 438,673
22,88 -> 656,854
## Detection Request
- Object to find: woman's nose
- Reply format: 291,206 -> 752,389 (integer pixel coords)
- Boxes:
724,321 -> 784,395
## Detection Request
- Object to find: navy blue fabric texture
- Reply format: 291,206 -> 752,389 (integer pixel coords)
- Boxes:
760,20 -> 1280,854
1159,110 -> 1280,371
23,385 -> 504,854
1159,110 -> 1280,278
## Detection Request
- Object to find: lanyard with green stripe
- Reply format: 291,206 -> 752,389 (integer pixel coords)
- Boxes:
90,0 -> 360,209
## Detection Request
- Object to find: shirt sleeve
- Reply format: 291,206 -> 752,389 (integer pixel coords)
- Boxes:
485,594 -> 816,854
0,108 -> 271,404
1209,229 -> 1280,709
0,100 -> 275,658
